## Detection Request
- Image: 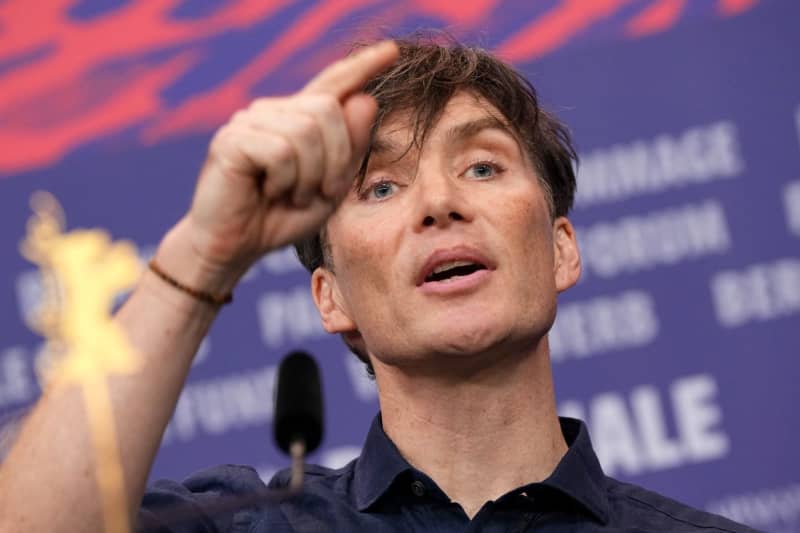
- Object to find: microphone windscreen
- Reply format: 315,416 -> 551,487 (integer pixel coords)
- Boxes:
273,351 -> 324,455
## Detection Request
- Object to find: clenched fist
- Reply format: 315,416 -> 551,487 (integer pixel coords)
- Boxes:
180,41 -> 399,286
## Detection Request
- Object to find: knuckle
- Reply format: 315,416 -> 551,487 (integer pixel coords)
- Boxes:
310,93 -> 340,116
230,110 -> 249,125
270,135 -> 296,166
293,111 -> 317,131
246,99 -> 263,114
247,96 -> 279,114
209,124 -> 236,157
290,113 -> 322,144
331,142 -> 352,172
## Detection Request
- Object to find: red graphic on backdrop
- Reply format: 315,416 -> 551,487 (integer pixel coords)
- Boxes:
0,0 -> 760,175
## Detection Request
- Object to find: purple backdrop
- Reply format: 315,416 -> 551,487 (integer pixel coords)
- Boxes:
1,1 -> 798,530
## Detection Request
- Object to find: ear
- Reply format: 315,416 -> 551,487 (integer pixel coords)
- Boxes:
311,267 -> 358,334
552,217 -> 581,292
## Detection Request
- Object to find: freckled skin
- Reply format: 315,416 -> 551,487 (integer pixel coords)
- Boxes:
318,92 -> 568,374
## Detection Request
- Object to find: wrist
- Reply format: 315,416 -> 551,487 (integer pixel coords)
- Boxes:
147,259 -> 233,307
149,217 -> 249,305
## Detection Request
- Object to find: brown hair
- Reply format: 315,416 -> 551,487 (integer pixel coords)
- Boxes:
294,34 -> 578,375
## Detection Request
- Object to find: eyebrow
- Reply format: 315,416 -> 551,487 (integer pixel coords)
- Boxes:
368,136 -> 398,157
444,116 -> 516,145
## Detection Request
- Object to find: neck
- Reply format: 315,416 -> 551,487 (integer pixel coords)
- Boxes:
373,337 -> 567,519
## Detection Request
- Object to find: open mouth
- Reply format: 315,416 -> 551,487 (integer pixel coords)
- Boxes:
424,260 -> 488,283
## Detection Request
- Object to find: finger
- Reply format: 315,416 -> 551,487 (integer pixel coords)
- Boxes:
290,94 -> 354,200
342,93 -> 378,160
260,195 -> 337,250
319,93 -> 379,201
303,40 -> 399,100
245,108 -> 326,207
229,127 -> 299,200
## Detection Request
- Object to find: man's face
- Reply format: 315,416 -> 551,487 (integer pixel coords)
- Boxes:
313,91 -> 580,371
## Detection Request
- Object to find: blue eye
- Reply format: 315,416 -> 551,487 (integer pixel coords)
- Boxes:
369,181 -> 397,200
465,162 -> 497,179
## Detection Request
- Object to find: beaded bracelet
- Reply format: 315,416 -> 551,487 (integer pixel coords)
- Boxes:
148,259 -> 233,307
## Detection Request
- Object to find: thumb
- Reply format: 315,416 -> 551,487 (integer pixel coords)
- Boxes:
342,93 -> 379,161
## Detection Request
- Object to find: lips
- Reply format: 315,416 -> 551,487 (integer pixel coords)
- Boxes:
416,246 -> 495,287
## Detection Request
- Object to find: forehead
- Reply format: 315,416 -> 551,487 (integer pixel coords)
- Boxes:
371,91 -> 522,155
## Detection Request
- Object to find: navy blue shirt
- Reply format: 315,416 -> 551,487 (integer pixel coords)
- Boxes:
139,416 -> 757,532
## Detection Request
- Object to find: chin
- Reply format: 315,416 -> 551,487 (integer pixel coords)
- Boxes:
427,320 -> 513,356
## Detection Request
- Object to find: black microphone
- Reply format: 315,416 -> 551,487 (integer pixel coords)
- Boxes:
137,351 -> 325,530
273,350 -> 324,490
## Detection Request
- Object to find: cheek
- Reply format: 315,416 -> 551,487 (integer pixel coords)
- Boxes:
496,193 -> 555,284
496,190 -> 550,247
330,224 -> 397,314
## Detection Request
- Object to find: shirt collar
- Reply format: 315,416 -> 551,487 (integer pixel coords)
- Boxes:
353,414 -> 609,523
537,417 -> 610,524
353,414 -> 413,511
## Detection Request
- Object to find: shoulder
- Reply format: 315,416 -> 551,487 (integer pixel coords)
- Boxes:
139,464 -> 271,532
604,477 -> 761,532
139,461 -> 363,532
267,460 -> 358,496
144,464 -> 267,500
250,461 -> 369,532
183,463 -> 269,493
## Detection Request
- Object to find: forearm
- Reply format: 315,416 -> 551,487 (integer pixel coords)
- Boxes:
0,218 -> 234,532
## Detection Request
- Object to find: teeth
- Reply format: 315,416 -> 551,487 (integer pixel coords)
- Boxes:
431,260 -> 474,275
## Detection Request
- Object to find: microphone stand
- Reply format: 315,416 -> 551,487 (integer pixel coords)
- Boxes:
290,439 -> 306,491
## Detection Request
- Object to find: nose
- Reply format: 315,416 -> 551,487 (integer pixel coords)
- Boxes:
413,171 -> 471,231
422,211 -> 463,227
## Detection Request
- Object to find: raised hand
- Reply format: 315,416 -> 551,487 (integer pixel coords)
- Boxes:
184,41 -> 399,281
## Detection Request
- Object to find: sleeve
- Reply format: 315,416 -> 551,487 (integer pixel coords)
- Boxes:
136,464 -> 271,533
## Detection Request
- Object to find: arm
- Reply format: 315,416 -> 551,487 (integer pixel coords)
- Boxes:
0,41 -> 398,533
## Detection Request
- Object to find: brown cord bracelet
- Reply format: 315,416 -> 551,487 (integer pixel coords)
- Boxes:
148,259 -> 233,307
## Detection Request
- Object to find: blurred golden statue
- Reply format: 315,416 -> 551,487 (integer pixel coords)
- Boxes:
21,191 -> 142,533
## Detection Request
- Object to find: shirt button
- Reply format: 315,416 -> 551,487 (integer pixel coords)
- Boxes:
410,480 -> 426,497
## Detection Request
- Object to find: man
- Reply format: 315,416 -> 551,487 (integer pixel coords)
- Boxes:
0,38 -> 755,532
